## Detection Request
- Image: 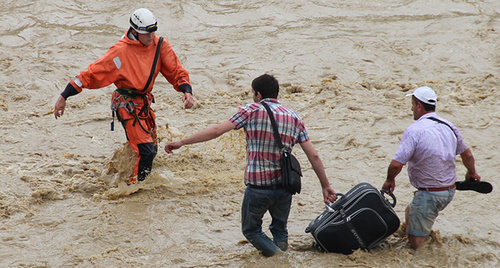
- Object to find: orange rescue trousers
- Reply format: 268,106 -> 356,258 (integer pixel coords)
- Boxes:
111,89 -> 157,183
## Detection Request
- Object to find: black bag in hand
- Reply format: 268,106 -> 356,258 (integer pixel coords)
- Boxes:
261,102 -> 302,195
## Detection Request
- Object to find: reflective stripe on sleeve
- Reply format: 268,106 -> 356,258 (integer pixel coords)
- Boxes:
73,77 -> 83,87
113,56 -> 122,70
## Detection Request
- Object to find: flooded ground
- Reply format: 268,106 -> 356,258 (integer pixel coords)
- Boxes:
0,0 -> 499,267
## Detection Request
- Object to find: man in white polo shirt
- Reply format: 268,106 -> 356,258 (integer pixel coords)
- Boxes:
381,86 -> 481,250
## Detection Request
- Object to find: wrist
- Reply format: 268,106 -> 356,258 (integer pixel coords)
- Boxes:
320,180 -> 331,189
179,83 -> 193,94
61,82 -> 79,100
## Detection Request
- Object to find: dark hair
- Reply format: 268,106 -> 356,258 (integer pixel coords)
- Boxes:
252,74 -> 279,99
413,96 -> 436,111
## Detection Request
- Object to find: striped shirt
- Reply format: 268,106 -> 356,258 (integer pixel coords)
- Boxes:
394,113 -> 468,188
229,99 -> 309,186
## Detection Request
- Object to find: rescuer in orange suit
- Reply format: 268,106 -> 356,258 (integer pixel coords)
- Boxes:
54,8 -> 194,185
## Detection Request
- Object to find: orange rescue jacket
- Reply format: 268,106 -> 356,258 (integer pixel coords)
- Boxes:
70,30 -> 190,94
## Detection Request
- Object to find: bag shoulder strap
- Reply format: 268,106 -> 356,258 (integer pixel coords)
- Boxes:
261,102 -> 284,150
142,37 -> 164,92
427,117 -> 458,138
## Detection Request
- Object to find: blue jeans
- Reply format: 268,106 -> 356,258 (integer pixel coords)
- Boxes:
241,186 -> 292,257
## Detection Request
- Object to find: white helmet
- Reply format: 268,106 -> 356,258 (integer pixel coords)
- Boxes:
130,8 -> 157,34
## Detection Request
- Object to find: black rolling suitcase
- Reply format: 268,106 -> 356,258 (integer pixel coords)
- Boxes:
305,182 -> 400,254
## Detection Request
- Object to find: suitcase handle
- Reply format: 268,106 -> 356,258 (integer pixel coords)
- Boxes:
380,189 -> 397,207
325,193 -> 345,212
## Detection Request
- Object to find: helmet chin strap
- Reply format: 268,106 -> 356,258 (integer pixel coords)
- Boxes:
128,28 -> 151,46
128,28 -> 139,41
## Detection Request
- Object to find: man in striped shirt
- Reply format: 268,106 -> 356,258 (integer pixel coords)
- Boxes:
382,86 -> 481,250
165,74 -> 337,257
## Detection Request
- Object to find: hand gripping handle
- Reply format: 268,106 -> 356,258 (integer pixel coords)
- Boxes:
380,189 -> 397,207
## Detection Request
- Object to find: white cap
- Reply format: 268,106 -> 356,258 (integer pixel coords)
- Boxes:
406,86 -> 437,105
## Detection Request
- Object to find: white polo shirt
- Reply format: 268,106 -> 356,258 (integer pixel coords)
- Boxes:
393,113 -> 468,188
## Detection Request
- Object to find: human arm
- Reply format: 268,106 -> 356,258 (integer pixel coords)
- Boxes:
54,82 -> 80,119
164,120 -> 235,153
182,93 -> 194,109
299,140 -> 337,203
178,84 -> 194,109
159,39 -> 193,109
54,43 -> 124,119
54,95 -> 66,119
460,148 -> 481,181
382,160 -> 404,193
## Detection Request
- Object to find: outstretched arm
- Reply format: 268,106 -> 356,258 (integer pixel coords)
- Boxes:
299,141 -> 336,203
164,120 -> 235,153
